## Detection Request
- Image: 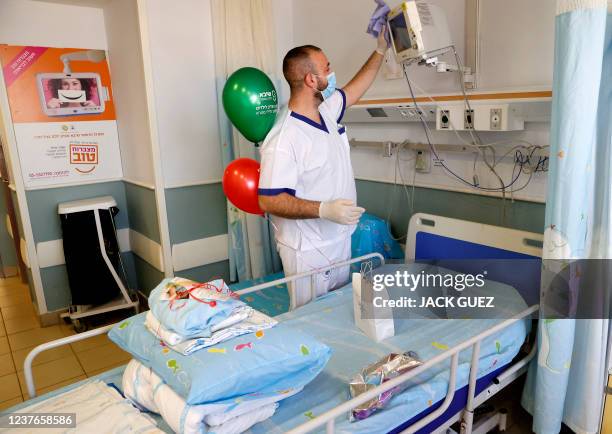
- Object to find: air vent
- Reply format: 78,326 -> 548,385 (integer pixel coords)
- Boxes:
366,108 -> 388,118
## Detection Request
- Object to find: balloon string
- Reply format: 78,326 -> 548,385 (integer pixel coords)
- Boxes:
165,280 -> 239,311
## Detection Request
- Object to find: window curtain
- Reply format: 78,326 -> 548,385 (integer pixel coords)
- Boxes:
210,0 -> 282,282
521,1 -> 611,433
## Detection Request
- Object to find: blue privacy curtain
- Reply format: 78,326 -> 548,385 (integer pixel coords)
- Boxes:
521,1 -> 611,433
210,0 -> 282,282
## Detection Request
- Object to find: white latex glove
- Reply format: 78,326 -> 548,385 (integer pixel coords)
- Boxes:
376,24 -> 389,55
319,199 -> 365,225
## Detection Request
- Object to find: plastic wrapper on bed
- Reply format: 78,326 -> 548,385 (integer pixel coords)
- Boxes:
349,351 -> 422,421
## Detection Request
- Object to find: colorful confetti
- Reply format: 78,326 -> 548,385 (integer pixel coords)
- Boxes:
235,342 -> 253,351
208,348 -> 226,354
276,389 -> 293,395
167,359 -> 179,373
431,342 -> 449,351
300,345 -> 310,355
255,330 -> 264,339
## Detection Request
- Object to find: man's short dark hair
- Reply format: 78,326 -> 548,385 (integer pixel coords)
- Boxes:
282,45 -> 321,90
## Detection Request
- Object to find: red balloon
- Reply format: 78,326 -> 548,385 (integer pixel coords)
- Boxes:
222,158 -> 264,215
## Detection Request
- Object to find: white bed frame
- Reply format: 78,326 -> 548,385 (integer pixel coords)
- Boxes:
22,213 -> 543,434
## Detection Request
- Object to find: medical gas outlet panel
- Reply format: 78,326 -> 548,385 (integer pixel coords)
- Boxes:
436,103 -> 524,131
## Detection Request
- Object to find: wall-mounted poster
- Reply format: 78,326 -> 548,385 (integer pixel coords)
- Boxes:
0,45 -> 123,188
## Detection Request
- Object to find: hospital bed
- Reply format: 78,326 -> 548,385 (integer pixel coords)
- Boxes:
9,213 -> 543,434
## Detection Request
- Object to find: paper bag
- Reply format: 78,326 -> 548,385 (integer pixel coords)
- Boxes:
352,272 -> 394,341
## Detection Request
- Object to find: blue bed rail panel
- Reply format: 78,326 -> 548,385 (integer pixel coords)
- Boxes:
414,232 -> 542,307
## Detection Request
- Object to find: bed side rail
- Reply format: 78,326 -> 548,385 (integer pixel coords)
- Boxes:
24,324 -> 114,399
234,253 -> 385,300
287,304 -> 539,434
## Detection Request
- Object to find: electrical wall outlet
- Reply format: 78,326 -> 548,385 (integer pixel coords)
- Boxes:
415,150 -> 431,173
439,110 -> 450,129
490,108 -> 502,130
464,109 -> 474,129
436,104 -> 523,131
474,104 -> 524,131
436,107 -> 461,130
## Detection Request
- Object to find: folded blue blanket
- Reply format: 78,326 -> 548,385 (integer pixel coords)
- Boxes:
108,312 -> 331,405
148,277 -> 245,338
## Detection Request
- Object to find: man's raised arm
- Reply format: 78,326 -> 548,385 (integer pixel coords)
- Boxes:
342,25 -> 389,107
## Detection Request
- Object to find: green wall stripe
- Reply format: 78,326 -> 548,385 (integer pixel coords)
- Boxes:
124,183 -> 160,243
39,264 -> 71,311
11,190 -> 34,302
25,267 -> 35,306
133,254 -> 165,296
0,189 -> 17,267
175,260 -> 230,285
356,179 -> 546,240
10,190 -> 25,240
165,183 -> 227,245
25,181 -> 129,243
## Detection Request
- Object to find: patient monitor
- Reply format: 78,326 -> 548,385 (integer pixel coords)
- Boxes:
388,1 -> 452,64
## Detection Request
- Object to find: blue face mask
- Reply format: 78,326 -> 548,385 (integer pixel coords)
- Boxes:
317,72 -> 336,100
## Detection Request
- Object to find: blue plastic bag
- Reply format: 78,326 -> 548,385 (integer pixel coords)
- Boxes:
351,213 -> 404,272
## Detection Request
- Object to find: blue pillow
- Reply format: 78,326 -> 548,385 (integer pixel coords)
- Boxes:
108,312 -> 331,405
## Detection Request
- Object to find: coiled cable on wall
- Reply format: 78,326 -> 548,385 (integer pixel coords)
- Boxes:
399,47 -> 549,224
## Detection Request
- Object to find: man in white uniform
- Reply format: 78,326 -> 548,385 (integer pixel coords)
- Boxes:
258,28 -> 389,309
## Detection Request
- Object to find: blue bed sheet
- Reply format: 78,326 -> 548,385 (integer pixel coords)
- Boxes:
6,277 -> 529,434
230,271 -> 289,317
246,283 -> 528,433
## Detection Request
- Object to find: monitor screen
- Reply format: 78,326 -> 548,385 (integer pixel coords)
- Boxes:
389,12 -> 414,54
36,73 -> 105,116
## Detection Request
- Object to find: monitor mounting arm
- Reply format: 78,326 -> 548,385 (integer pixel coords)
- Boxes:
60,50 -> 106,75
419,56 -> 475,86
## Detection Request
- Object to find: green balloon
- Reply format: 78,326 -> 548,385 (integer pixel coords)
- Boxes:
222,67 -> 278,144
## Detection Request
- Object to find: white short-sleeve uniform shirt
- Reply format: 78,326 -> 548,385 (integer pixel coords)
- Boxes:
259,89 -> 356,252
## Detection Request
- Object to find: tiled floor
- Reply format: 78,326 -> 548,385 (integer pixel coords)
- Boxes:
0,276 -> 131,411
